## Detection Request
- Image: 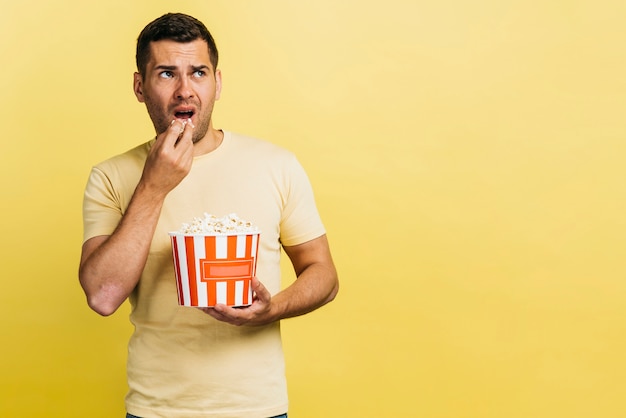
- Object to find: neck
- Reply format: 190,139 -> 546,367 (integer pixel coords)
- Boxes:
193,128 -> 223,156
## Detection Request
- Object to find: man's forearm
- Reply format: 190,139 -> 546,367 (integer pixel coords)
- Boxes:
270,262 -> 339,321
79,183 -> 166,316
79,120 -> 195,316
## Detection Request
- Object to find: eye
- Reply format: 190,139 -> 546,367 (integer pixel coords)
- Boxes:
193,70 -> 206,78
159,71 -> 174,79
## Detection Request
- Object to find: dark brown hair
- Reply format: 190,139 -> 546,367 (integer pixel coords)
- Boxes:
136,13 -> 219,76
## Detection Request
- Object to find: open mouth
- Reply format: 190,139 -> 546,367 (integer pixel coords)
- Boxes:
175,110 -> 195,120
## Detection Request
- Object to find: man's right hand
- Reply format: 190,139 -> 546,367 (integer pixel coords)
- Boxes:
141,119 -> 195,197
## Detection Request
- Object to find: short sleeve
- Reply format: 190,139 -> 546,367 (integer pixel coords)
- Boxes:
82,166 -> 123,242
279,155 -> 326,247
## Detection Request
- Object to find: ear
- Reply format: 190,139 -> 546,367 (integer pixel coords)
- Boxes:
214,69 -> 222,101
133,72 -> 145,103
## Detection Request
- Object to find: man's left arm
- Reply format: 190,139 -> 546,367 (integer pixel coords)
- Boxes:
204,234 -> 338,326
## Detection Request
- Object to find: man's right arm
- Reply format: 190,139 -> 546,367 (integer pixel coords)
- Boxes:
79,120 -> 194,316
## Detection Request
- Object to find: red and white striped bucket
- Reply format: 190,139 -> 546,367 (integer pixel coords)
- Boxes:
169,232 -> 260,307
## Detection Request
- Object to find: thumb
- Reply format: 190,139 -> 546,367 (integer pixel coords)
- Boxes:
252,277 -> 271,302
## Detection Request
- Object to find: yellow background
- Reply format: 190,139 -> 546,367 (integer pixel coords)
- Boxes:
1,0 -> 625,416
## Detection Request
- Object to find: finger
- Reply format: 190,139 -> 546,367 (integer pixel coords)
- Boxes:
201,304 -> 239,317
212,303 -> 240,317
157,119 -> 189,150
175,118 -> 193,137
172,119 -> 187,141
199,307 -> 228,321
177,120 -> 195,147
201,306 -> 245,326
251,277 -> 271,303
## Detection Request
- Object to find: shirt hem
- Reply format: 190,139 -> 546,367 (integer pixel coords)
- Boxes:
126,402 -> 288,418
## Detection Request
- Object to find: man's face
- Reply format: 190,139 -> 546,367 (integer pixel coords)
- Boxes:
133,39 -> 222,143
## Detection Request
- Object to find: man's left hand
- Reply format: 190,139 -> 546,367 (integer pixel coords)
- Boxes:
199,277 -> 275,326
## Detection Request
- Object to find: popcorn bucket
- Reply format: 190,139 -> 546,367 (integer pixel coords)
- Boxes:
169,232 -> 260,307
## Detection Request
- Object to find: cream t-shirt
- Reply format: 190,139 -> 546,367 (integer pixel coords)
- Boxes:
83,131 -> 326,418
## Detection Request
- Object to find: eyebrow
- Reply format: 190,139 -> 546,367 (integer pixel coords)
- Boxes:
154,64 -> 212,72
192,65 -> 211,72
154,65 -> 177,71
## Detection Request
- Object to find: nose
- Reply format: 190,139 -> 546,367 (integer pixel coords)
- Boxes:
175,77 -> 193,100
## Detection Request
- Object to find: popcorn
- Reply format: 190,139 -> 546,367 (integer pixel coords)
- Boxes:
178,213 -> 258,234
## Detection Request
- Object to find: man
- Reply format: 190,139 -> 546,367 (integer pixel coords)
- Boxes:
79,12 -> 338,418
